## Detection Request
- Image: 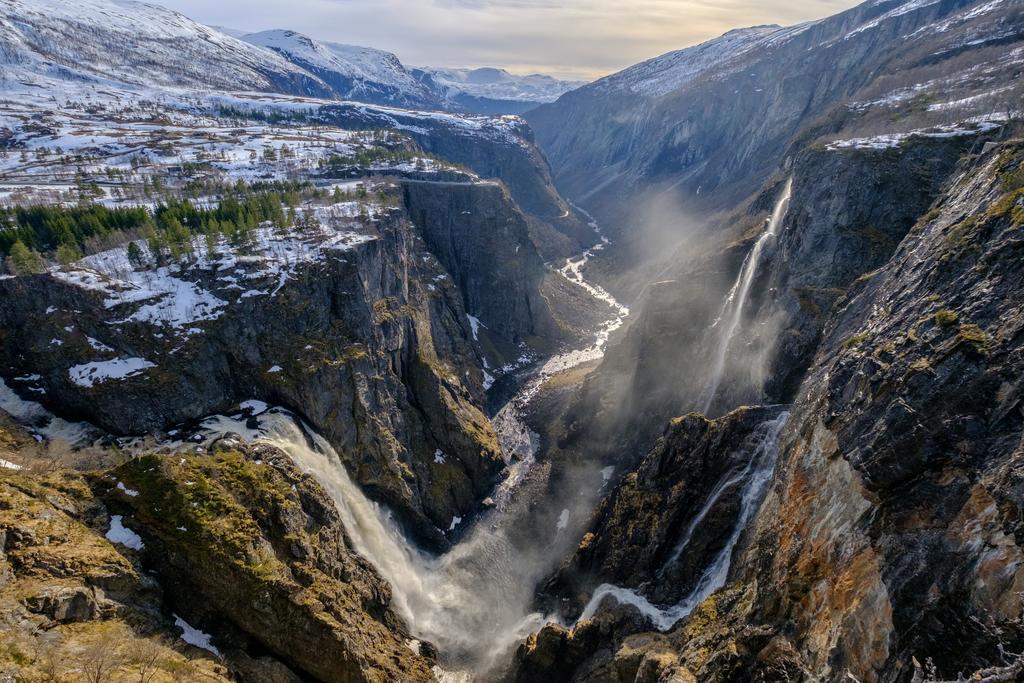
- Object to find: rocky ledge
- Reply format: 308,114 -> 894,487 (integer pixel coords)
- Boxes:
0,430 -> 434,682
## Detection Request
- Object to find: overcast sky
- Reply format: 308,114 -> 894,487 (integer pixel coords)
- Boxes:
150,0 -> 859,81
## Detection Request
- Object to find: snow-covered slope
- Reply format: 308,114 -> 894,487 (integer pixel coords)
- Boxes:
0,0 -> 331,97
528,0 -> 1024,219
590,26 -> 783,97
241,29 -> 442,109
418,67 -> 585,104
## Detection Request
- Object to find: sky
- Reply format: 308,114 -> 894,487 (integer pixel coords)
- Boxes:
150,0 -> 860,81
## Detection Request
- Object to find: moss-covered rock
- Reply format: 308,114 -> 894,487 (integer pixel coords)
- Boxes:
97,443 -> 435,682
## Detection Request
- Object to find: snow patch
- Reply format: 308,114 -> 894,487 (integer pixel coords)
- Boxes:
174,615 -> 222,656
106,515 -> 144,550
116,481 -> 139,497
68,357 -> 156,388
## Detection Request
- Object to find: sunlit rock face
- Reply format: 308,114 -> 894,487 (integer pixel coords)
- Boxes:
512,139 -> 1024,683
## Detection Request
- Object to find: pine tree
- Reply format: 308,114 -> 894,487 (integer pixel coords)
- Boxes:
55,243 -> 81,266
6,241 -> 46,275
127,241 -> 145,270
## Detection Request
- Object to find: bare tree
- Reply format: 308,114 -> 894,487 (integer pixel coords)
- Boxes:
79,627 -> 126,683
127,637 -> 168,683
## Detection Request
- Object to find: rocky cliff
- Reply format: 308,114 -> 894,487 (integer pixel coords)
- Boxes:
527,0 -> 1023,239
0,181 -> 574,549
316,104 -> 597,259
510,130 -> 1024,683
557,128 -> 1007,478
0,422 -> 434,682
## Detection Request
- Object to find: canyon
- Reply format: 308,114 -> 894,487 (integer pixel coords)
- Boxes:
1,0 -> 1023,681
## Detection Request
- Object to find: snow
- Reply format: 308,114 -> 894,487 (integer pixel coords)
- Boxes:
116,481 -> 140,497
48,223 -> 378,340
594,26 -> 779,97
106,515 -> 144,550
174,615 -> 221,656
267,365 -> 283,374
826,117 -> 1005,151
448,516 -> 462,532
87,337 -> 114,353
0,458 -> 22,470
434,449 -> 446,464
421,67 -> 584,104
467,315 -> 486,341
68,357 -> 156,388
601,466 -> 615,482
846,0 -> 941,39
243,29 -> 436,107
0,0 -> 321,96
239,400 -> 269,415
54,247 -> 229,333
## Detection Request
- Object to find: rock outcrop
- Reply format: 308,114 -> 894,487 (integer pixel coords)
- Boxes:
0,461 -> 233,681
0,427 -> 436,682
402,179 -> 558,345
511,133 -> 1024,683
0,199 -> 509,548
544,406 -> 786,612
98,442 -> 435,682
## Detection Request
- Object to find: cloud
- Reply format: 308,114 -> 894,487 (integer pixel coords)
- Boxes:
149,0 -> 859,80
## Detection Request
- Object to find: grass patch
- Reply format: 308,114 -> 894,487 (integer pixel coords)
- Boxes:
934,309 -> 959,328
957,323 -> 990,352
841,332 -> 870,350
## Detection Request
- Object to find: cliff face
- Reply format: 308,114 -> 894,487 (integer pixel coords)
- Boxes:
0,428 -> 433,682
401,179 -> 557,344
99,442 -> 435,682
543,406 -> 786,611
527,0 -> 1022,234
0,184 -> 570,549
511,137 -> 1024,683
317,105 -> 596,259
726,139 -> 1024,682
560,131 -> 1000,476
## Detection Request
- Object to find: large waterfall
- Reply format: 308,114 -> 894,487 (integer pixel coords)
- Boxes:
576,411 -> 789,630
191,213 -> 633,678
701,179 -> 793,413
199,410 -> 554,677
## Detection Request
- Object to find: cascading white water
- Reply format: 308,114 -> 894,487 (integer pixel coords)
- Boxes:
701,179 -> 792,413
576,411 -> 789,631
199,410 -> 553,676
180,207 -> 633,677
190,213 -> 632,677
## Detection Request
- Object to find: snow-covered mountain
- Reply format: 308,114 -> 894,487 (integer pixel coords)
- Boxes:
0,0 -> 331,97
0,0 -> 582,114
241,29 -> 443,110
528,0 -> 1024,220
241,28 -> 585,113
589,25 -> 781,97
416,66 -> 585,111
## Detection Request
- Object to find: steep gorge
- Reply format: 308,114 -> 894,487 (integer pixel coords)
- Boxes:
2,0 -> 1024,681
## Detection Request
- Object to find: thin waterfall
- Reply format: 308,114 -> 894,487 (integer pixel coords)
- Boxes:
576,412 -> 789,631
701,179 -> 793,413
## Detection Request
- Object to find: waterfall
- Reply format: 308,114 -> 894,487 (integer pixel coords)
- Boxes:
701,179 -> 792,413
197,410 -> 555,677
576,411 -> 789,631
